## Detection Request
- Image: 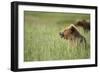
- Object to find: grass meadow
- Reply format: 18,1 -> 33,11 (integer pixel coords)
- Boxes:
24,11 -> 90,62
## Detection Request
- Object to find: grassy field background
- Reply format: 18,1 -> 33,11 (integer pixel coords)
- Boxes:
24,11 -> 90,62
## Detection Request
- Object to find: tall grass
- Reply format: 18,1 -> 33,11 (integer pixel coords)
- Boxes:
24,11 -> 90,62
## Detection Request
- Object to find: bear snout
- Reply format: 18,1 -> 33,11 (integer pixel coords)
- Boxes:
59,32 -> 64,38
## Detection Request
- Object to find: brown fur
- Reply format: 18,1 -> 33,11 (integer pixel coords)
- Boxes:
59,24 -> 86,43
75,20 -> 90,31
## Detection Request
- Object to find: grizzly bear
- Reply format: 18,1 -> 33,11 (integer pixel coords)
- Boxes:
74,19 -> 90,31
59,24 -> 86,45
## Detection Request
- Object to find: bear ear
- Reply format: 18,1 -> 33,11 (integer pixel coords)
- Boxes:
70,25 -> 76,33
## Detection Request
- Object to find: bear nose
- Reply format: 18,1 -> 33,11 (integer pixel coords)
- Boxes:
59,32 -> 64,37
